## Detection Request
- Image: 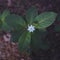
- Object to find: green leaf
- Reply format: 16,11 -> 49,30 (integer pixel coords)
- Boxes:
26,6 -> 38,24
56,15 -> 60,21
34,12 -> 57,29
5,14 -> 26,29
54,24 -> 60,32
0,14 -> 2,19
0,19 -> 2,28
0,11 -> 10,30
11,29 -> 24,42
0,14 -> 2,28
18,31 -> 31,52
2,22 -> 11,31
1,10 -> 10,22
54,15 -> 60,32
31,29 -> 49,52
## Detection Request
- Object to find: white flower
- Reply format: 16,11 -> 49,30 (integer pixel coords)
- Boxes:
27,25 -> 35,32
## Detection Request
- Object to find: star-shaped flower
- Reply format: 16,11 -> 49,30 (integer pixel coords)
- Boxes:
27,25 -> 35,32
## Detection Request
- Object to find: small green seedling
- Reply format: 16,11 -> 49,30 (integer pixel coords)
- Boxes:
0,7 -> 57,53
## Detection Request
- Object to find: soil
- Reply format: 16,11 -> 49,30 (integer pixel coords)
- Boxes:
0,0 -> 60,60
